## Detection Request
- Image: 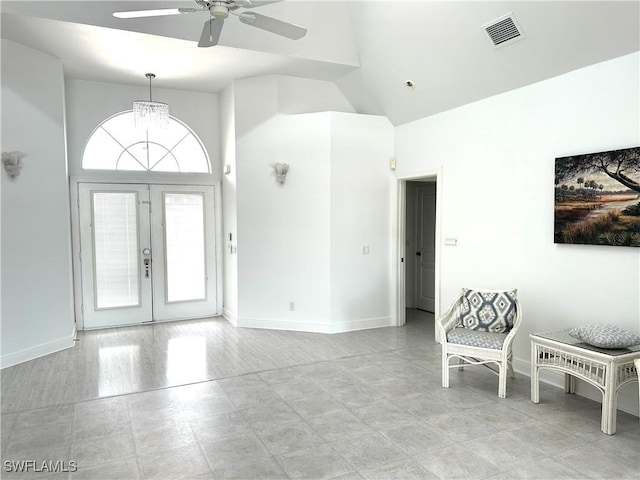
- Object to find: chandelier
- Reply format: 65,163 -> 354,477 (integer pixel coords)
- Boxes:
133,73 -> 169,129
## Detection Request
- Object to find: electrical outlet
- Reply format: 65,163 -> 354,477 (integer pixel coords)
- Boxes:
289,302 -> 295,311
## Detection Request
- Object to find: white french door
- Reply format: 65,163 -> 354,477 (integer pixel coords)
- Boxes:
150,185 -> 216,321
78,183 -> 217,329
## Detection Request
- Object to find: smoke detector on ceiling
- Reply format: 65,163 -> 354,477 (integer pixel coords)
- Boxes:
482,12 -> 526,48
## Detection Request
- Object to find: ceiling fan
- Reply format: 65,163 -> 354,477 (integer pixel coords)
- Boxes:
113,0 -> 307,47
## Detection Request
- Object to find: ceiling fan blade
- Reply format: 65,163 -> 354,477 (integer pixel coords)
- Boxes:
198,18 -> 224,47
240,0 -> 285,8
239,12 -> 306,40
113,8 -> 196,19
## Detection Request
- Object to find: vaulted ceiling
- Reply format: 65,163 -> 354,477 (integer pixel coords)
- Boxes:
1,1 -> 638,125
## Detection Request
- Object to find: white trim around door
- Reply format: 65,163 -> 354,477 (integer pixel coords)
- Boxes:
394,168 -> 443,340
71,178 -> 223,330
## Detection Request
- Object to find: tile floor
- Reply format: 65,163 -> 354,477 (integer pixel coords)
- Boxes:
1,310 -> 639,479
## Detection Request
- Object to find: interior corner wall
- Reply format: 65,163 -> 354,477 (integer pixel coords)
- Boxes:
1,39 -> 75,368
232,74 -> 355,137
220,84 -> 239,323
394,52 -> 640,413
277,76 -> 356,115
232,75 -> 394,332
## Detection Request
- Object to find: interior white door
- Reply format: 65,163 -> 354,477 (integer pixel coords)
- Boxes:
150,185 -> 217,321
79,183 -> 153,328
416,183 -> 436,312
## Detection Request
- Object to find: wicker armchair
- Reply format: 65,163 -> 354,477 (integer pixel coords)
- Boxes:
436,288 -> 523,398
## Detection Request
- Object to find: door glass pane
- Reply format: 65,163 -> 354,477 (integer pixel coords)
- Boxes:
164,193 -> 206,302
93,192 -> 140,309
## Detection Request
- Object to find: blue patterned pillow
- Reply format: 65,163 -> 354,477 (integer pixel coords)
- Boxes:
460,288 -> 517,333
569,324 -> 640,349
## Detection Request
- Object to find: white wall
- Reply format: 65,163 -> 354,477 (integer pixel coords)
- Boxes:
231,76 -> 339,328
65,79 -> 221,177
395,52 -> 640,411
330,113 -> 394,329
235,111 -> 333,329
1,40 -> 75,367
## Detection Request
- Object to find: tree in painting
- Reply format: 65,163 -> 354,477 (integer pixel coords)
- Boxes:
556,148 -> 640,193
554,146 -> 640,246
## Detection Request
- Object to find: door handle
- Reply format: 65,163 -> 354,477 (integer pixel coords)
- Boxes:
144,258 -> 150,278
416,251 -> 422,256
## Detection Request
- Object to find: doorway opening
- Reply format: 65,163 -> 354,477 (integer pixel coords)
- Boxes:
395,172 -> 441,341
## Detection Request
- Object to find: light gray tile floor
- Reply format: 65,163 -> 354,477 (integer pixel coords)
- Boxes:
1,310 -> 639,479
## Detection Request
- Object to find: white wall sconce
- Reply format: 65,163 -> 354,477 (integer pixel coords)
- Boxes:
2,151 -> 26,179
273,162 -> 289,184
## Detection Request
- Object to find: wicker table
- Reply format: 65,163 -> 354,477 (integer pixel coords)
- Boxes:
530,329 -> 640,435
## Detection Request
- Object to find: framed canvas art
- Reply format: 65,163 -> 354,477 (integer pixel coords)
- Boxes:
554,146 -> 640,247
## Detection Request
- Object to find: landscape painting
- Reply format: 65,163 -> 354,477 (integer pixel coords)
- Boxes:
554,146 -> 640,247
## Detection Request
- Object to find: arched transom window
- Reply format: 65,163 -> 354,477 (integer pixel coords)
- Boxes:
82,111 -> 211,173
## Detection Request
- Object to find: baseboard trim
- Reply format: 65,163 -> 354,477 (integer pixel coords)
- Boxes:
512,356 -> 639,417
1,324 -> 77,369
234,316 -> 394,334
222,308 -> 238,327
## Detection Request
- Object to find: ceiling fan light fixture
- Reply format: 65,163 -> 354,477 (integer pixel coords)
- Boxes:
133,73 -> 169,129
210,5 -> 230,19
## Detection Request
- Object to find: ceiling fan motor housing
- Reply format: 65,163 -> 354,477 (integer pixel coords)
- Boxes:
194,1 -> 232,19
210,4 -> 230,19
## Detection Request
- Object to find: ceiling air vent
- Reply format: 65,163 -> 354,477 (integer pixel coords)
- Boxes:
482,12 -> 525,48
